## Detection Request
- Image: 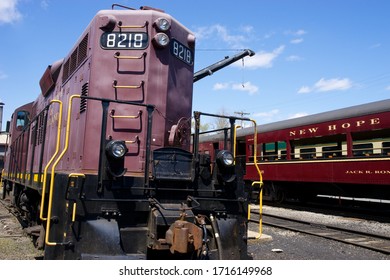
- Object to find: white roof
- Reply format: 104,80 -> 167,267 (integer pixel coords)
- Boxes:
0,133 -> 9,145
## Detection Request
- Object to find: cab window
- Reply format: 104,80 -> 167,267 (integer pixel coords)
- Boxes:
16,111 -> 29,130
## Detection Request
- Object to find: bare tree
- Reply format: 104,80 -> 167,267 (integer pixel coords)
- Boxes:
191,118 -> 210,133
213,108 -> 230,129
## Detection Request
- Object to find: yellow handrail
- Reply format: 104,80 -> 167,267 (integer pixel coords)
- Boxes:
117,21 -> 148,29
40,100 -> 63,221
110,110 -> 141,119
125,136 -> 140,144
112,81 -> 143,89
232,120 -> 263,239
45,95 -> 80,246
249,119 -> 263,239
114,52 -> 146,60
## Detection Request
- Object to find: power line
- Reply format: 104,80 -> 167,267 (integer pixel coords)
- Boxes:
234,111 -> 250,126
197,48 -> 249,52
234,111 -> 250,117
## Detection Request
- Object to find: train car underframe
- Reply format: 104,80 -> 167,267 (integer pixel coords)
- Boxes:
2,121 -> 250,260
1,93 -> 252,259
3,161 -> 249,260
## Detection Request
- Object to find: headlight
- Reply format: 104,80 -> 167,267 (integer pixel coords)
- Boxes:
154,17 -> 171,32
106,140 -> 128,159
153,33 -> 170,48
215,150 -> 236,183
216,150 -> 234,167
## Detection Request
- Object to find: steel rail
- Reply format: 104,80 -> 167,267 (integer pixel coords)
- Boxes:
250,211 -> 390,255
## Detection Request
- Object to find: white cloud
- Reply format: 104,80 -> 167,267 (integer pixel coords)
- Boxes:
286,55 -> 302,62
193,24 -> 248,48
263,31 -> 276,40
41,0 -> 50,10
315,78 -> 352,92
294,29 -> 307,36
213,81 -> 259,95
369,43 -> 381,49
194,25 -> 285,69
285,29 -> 307,36
290,38 -> 304,44
235,45 -> 285,69
297,86 -> 311,94
288,112 -> 309,119
240,25 -> 254,34
232,82 -> 259,95
285,29 -> 306,45
298,78 -> 353,94
0,0 -> 22,24
386,85 -> 390,91
253,109 -> 280,118
213,82 -> 230,91
0,71 -> 8,80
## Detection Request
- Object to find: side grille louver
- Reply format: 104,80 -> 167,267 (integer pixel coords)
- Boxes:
62,33 -> 89,83
80,82 -> 89,113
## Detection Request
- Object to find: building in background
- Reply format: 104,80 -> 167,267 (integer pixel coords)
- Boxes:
0,132 -> 8,170
0,102 -> 7,171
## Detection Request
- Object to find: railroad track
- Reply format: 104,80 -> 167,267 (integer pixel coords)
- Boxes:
264,199 -> 390,223
0,199 -> 23,238
250,210 -> 390,255
0,198 -> 42,259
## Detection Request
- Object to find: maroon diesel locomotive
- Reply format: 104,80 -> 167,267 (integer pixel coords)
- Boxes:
199,99 -> 390,202
1,5 -> 254,259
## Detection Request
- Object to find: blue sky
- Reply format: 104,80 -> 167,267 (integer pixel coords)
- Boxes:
0,0 -> 389,131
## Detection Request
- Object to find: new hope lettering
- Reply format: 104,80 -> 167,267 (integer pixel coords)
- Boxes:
289,118 -> 380,137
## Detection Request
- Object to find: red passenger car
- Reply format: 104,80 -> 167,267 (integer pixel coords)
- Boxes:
200,99 -> 390,202
246,99 -> 390,201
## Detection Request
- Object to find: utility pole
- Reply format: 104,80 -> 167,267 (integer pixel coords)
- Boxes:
234,111 -> 250,127
0,102 -> 4,132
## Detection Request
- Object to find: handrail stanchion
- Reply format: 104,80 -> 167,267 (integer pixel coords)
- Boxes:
39,100 -> 63,221
45,95 -> 79,246
248,120 -> 263,239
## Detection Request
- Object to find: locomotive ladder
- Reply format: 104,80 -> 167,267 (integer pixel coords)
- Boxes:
248,120 -> 264,239
44,95 -> 78,246
112,80 -> 145,102
40,100 -> 63,221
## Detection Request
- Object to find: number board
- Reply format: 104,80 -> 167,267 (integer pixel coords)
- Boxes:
100,32 -> 148,49
170,39 -> 194,66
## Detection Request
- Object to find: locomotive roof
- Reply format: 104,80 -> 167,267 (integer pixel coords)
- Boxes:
200,99 -> 390,142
